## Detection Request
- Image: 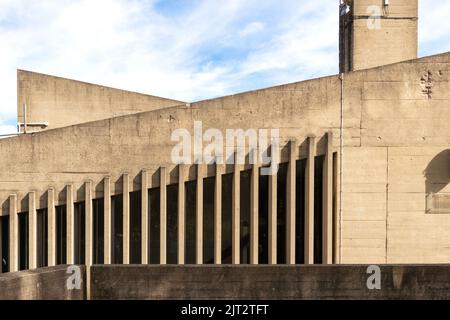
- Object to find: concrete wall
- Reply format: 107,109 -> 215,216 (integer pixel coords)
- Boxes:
17,70 -> 184,132
0,52 -> 449,264
90,265 -> 450,300
0,265 -> 86,300
341,53 -> 450,264
0,73 -> 342,210
345,0 -> 418,71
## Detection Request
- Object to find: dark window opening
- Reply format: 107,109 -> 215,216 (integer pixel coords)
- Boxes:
93,199 -> 104,264
149,188 -> 160,264
1,216 -> 9,273
111,195 -> 123,264
37,209 -> 48,268
221,173 -> 233,264
130,191 -> 142,264
167,184 -> 178,264
277,163 -> 288,264
295,159 -> 307,264
56,206 -> 67,265
18,212 -> 28,270
185,181 -> 196,264
314,155 -> 324,264
240,170 -> 251,264
203,177 -> 215,264
74,202 -> 86,265
258,169 -> 269,264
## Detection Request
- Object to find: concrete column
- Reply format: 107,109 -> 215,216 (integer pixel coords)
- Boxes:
66,184 -> 75,265
196,164 -> 205,265
232,159 -> 241,265
305,136 -> 316,265
268,168 -> 277,265
286,140 -> 297,264
9,195 -> 18,272
214,164 -> 224,264
323,132 -> 334,264
122,173 -> 130,265
103,177 -> 112,264
160,167 -> 167,265
334,148 -> 341,264
141,170 -> 149,264
250,164 -> 259,265
28,192 -> 37,269
47,189 -> 56,267
177,165 -> 186,264
85,181 -> 93,267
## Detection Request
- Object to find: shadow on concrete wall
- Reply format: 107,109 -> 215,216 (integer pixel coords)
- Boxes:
424,149 -> 450,194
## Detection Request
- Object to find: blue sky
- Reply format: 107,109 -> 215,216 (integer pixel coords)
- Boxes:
0,0 -> 449,134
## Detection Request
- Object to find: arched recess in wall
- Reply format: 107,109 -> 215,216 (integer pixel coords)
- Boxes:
424,149 -> 450,214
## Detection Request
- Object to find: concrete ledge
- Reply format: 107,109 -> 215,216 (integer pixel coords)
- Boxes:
90,265 -> 450,300
0,265 -> 86,300
3,265 -> 450,300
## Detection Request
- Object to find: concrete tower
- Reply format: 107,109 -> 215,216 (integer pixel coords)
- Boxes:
339,0 -> 418,73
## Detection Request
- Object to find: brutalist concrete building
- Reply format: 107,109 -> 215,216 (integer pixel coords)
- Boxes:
1,0 -> 450,299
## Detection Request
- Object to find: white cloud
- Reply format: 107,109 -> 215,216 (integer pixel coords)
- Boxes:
239,22 -> 265,37
0,0 -> 448,135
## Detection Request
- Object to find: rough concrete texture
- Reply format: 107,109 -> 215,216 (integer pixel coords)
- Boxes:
90,265 -> 450,300
1,52 -> 450,264
17,70 -> 184,132
0,265 -> 86,300
341,0 -> 418,72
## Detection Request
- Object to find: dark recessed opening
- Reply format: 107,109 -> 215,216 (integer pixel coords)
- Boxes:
56,205 -> 67,265
130,191 -> 142,264
203,177 -> 215,264
37,209 -> 48,268
111,195 -> 123,264
167,184 -> 178,264
18,212 -> 28,271
149,188 -> 160,264
240,170 -> 251,264
185,180 -> 196,264
74,202 -> 85,265
221,173 -> 233,264
93,198 -> 104,264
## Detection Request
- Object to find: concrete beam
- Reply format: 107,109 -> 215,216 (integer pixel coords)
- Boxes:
268,168 -> 277,265
305,136 -> 316,265
141,170 -> 149,265
9,195 -> 18,272
323,132 -> 334,264
196,164 -> 205,265
47,189 -> 56,267
66,185 -> 75,265
333,143 -> 341,264
85,181 -> 93,267
160,167 -> 167,265
232,158 -> 241,265
214,164 -> 224,265
286,140 -> 297,265
177,165 -> 186,265
28,192 -> 37,269
122,174 -> 130,265
250,163 -> 259,265
103,177 -> 111,264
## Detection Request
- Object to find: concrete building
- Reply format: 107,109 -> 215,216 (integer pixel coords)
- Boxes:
1,0 -> 449,284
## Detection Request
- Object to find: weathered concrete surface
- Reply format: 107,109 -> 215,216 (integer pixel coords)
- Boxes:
17,70 -> 184,132
0,265 -> 86,300
90,265 -> 450,300
340,0 -> 418,72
